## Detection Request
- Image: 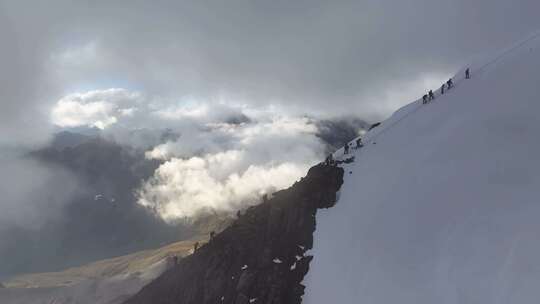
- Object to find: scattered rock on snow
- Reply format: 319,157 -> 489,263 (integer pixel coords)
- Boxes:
368,122 -> 381,130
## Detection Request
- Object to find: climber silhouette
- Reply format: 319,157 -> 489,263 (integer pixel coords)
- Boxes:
428,90 -> 435,101
344,143 -> 350,155
422,94 -> 428,104
441,83 -> 446,95
465,68 -> 470,79
447,78 -> 453,89
325,154 -> 334,166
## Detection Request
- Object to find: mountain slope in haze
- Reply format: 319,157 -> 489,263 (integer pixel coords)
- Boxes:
0,116 -> 367,278
0,138 -> 191,277
0,238 -> 203,304
305,33 -> 540,303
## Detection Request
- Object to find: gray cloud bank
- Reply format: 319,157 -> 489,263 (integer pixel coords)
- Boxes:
47,88 -> 339,222
2,0 -> 540,275
3,0 -> 540,146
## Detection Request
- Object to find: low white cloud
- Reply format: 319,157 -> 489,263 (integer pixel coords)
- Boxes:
137,153 -> 311,223
51,98 -> 117,129
51,88 -> 142,129
50,88 -> 332,223
138,116 -> 325,222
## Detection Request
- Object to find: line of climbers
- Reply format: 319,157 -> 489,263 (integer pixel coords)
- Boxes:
325,137 -> 363,165
422,68 -> 470,104
325,68 -> 471,166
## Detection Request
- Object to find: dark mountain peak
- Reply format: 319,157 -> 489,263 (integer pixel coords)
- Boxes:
50,131 -> 95,150
124,163 -> 344,304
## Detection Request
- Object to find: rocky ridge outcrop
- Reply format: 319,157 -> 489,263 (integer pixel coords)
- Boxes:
124,163 -> 344,304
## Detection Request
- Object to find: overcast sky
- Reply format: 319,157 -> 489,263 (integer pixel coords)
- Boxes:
2,0 -> 540,146
2,1 -> 540,264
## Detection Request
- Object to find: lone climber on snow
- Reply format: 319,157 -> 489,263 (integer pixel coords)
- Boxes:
447,78 -> 453,89
422,94 -> 428,104
465,68 -> 470,79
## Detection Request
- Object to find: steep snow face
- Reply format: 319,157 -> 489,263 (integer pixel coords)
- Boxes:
305,33 -> 540,304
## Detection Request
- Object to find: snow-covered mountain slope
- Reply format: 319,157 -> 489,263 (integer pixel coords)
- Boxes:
305,33 -> 540,304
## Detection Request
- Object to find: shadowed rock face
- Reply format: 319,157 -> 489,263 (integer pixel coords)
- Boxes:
124,163 -> 344,304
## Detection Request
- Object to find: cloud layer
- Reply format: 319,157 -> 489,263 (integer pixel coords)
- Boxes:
138,115 -> 325,222
4,0 -> 540,147
47,87 -> 358,222
49,88 -> 329,222
51,89 -> 142,129
2,0 -> 540,271
137,155 -> 310,222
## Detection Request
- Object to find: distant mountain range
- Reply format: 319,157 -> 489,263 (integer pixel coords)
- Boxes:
1,117 -> 367,278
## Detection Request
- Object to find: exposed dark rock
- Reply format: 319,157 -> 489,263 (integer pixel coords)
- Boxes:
124,163 -> 344,304
368,122 -> 381,131
50,130 -> 95,150
225,113 -> 252,125
335,156 -> 355,165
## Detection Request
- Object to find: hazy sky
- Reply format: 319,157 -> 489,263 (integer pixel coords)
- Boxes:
2,1 -> 540,272
2,0 -> 540,146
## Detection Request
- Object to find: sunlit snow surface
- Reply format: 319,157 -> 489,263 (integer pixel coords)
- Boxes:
305,33 -> 540,304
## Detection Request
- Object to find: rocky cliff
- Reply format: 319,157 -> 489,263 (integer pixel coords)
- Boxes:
124,163 -> 344,304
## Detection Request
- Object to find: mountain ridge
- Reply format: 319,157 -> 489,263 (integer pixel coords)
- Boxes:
123,163 -> 344,304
